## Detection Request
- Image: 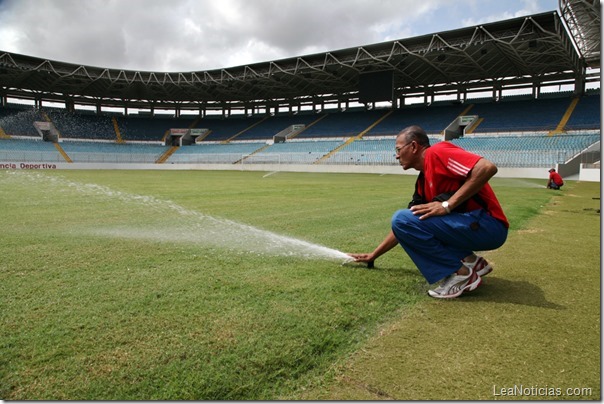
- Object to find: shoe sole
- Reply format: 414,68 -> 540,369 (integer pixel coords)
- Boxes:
428,279 -> 476,299
427,269 -> 482,299
428,288 -> 465,299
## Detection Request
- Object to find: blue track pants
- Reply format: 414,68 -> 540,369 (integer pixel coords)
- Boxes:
391,209 -> 508,284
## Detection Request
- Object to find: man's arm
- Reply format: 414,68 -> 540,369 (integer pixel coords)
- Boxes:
445,157 -> 497,211
410,158 -> 498,220
348,230 -> 398,263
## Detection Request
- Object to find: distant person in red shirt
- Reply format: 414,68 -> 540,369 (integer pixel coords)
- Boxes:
349,125 -> 509,299
547,168 -> 564,189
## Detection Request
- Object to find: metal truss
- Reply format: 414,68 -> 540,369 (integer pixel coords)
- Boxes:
559,0 -> 601,67
0,9 -> 595,112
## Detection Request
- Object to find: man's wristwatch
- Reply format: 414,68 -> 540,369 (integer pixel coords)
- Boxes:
442,201 -> 451,214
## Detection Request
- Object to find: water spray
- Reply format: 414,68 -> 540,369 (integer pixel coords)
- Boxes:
4,171 -> 353,262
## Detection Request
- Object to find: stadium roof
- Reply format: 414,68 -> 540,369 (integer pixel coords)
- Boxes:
559,0 -> 601,67
0,5 -> 598,112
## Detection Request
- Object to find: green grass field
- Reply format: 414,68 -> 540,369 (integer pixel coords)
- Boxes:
0,169 -> 599,400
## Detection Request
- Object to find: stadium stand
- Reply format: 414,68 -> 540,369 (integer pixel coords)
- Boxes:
451,132 -> 600,167
296,110 -> 387,139
0,90 -> 600,171
229,113 -> 320,141
249,140 -> 345,164
0,0 -> 599,181
564,93 -> 601,130
117,115 -> 197,142
0,105 -> 46,137
195,116 -> 265,142
323,136 -> 442,165
366,103 -> 467,136
0,138 -> 63,162
45,108 -> 117,140
169,142 -> 267,164
60,141 -> 167,163
463,97 -> 574,133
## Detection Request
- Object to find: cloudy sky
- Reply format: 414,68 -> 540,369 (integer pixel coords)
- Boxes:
0,0 -> 559,72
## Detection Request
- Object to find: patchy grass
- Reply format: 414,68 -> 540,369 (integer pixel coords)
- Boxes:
1,170 -> 587,400
302,180 -> 600,400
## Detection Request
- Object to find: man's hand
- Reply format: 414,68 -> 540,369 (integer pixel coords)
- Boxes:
348,253 -> 375,263
409,201 -> 448,220
347,230 -> 399,264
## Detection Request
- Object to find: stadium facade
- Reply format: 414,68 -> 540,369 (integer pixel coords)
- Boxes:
0,0 -> 600,181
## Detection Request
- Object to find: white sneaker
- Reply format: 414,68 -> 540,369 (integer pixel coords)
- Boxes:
463,255 -> 493,277
428,267 -> 481,299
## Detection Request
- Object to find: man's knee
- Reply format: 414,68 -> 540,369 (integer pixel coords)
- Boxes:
392,209 -> 417,229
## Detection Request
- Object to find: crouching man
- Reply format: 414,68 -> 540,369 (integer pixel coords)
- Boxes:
349,125 -> 509,299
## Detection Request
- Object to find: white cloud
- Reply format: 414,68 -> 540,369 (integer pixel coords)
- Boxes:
461,0 -> 552,28
0,0 -> 558,71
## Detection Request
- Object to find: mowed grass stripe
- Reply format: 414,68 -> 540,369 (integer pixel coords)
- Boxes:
307,180 -> 600,400
0,170 -> 589,400
0,170 -> 420,400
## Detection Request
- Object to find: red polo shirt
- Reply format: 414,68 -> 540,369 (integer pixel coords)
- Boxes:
419,141 -> 509,228
549,171 -> 564,186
